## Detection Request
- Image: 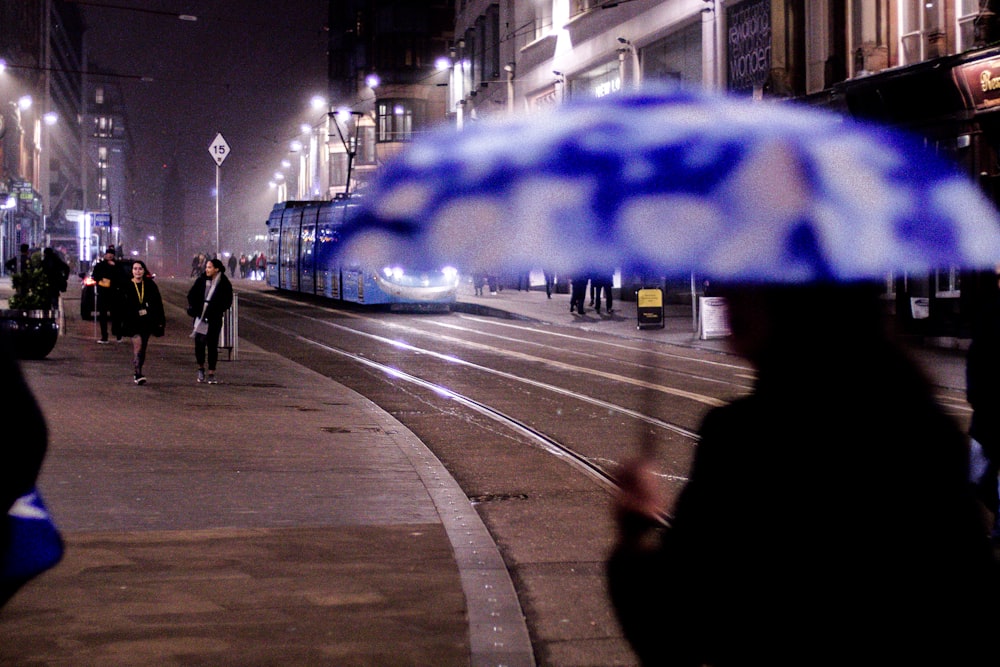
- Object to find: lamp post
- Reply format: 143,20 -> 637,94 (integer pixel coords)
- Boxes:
504,62 -> 515,116
145,234 -> 155,260
270,172 -> 286,203
617,37 -> 641,88
327,107 -> 365,196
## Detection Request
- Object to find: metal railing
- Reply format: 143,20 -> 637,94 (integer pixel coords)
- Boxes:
218,294 -> 238,360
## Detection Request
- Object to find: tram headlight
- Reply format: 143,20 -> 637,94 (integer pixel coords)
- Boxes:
382,266 -> 405,281
442,266 -> 459,284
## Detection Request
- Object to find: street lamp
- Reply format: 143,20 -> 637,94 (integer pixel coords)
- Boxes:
145,234 -> 155,258
504,62 -> 515,116
327,107 -> 368,196
617,37 -> 641,88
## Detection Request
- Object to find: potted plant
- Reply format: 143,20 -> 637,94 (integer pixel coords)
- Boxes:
2,250 -> 59,359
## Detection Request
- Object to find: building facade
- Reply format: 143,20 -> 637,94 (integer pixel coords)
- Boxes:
0,0 -> 87,273
308,0 -> 454,199
453,1 -> 999,114
80,76 -> 136,269
447,0 -> 1000,337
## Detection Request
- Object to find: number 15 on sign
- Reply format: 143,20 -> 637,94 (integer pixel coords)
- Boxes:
209,133 -> 229,254
209,133 -> 230,166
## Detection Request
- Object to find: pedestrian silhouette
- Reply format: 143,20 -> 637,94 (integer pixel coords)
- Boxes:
91,246 -> 123,343
41,248 -> 70,310
570,274 -> 589,315
967,268 -> 1000,544
608,282 -> 1000,666
593,271 -> 613,315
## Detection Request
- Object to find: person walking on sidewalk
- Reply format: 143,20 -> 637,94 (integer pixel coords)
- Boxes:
570,274 -> 589,315
119,260 -> 165,385
41,248 -> 70,311
91,246 -> 123,344
543,269 -> 555,299
5,244 -> 30,282
187,258 -> 233,385
593,271 -> 614,315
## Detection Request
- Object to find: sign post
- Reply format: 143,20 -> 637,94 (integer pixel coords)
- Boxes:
208,133 -> 230,255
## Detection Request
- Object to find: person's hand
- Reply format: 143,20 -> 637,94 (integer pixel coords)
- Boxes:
613,457 -> 667,549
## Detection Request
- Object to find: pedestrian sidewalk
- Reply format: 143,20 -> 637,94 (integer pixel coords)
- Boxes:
0,276 -> 532,667
450,279 -> 970,392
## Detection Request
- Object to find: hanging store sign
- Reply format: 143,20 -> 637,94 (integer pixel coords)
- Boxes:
956,56 -> 1000,111
727,0 -> 771,94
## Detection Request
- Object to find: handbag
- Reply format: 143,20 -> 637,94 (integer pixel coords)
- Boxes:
190,317 -> 209,337
97,278 -> 112,289
190,276 -> 219,338
2,487 -> 64,590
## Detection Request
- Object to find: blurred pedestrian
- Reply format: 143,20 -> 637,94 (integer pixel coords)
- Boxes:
186,257 -> 233,385
255,252 -> 265,280
239,253 -> 248,279
41,248 -> 70,311
5,243 -> 29,279
967,267 -> 1000,544
570,274 -> 589,315
227,253 -> 237,276
543,270 -> 555,299
119,260 -> 165,385
91,245 -> 123,344
593,271 -> 613,315
607,282 -> 1000,666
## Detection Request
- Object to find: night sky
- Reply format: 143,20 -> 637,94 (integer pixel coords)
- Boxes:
79,0 -> 329,269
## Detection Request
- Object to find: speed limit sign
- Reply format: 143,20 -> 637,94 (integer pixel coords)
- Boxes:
209,133 -> 230,166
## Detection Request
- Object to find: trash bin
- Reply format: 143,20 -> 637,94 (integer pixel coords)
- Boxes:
218,294 -> 238,361
636,287 -> 664,329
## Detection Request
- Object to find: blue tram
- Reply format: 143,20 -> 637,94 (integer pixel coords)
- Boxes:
265,197 -> 459,308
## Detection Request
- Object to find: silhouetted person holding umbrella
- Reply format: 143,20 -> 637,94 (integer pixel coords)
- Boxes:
608,282 -> 1000,666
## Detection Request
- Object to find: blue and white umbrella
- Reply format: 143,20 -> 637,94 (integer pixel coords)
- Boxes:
340,86 -> 1000,283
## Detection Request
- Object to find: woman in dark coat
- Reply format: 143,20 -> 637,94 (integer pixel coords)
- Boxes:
119,260 -> 165,385
186,258 -> 233,384
607,282 -> 1000,666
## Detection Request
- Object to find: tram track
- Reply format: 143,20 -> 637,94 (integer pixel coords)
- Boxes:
205,284 -> 974,666
246,313 -> 703,490
239,292 -> 714,484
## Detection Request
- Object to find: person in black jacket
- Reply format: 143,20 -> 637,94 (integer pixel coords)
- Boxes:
186,258 -> 233,384
90,246 -> 123,343
41,248 -> 70,310
967,268 -> 1000,543
119,260 -> 165,385
607,282 -> 1000,666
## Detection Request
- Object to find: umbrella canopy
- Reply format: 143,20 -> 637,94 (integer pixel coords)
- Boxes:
340,86 -> 1000,283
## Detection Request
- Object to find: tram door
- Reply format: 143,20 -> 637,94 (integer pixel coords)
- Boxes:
266,224 -> 279,288
279,208 -> 301,291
